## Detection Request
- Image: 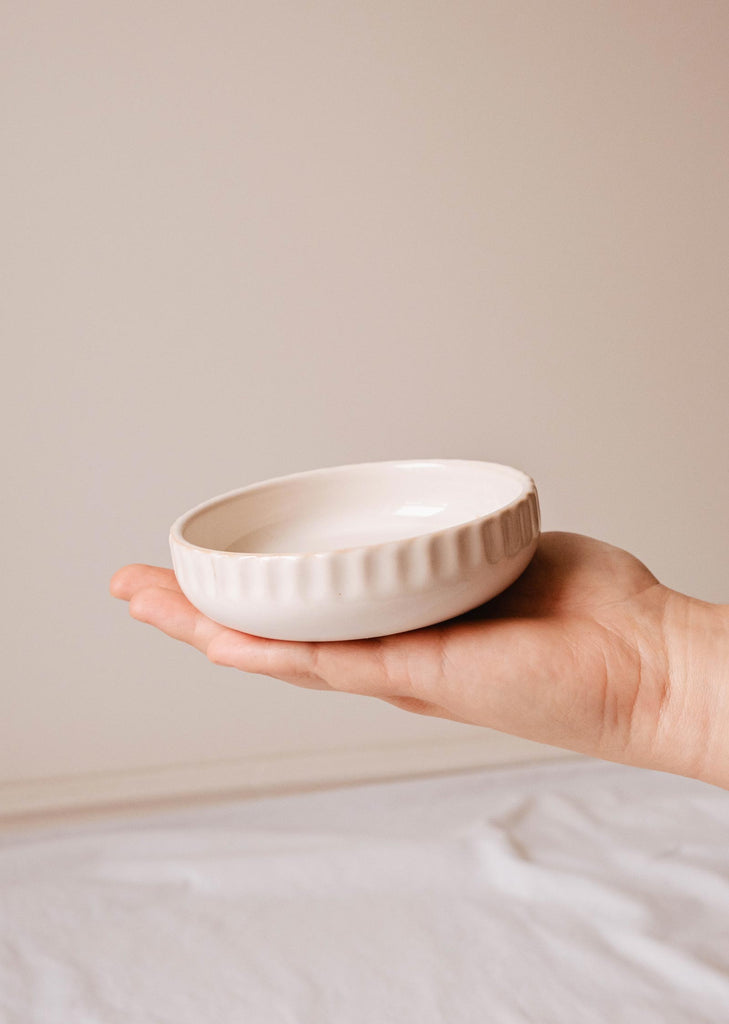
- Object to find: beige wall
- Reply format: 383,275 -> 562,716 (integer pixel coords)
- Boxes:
2,1 -> 728,813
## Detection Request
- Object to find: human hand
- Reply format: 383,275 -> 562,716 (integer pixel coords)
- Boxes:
110,532 -> 728,787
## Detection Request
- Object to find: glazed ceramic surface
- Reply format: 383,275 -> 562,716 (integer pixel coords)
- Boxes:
169,460 -> 540,642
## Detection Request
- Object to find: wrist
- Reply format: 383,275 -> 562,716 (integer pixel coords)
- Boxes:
662,591 -> 729,788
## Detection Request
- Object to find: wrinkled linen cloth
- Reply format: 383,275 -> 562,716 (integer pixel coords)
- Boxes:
1,759 -> 728,1024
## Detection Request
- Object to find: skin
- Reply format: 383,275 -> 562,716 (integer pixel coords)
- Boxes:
110,532 -> 729,788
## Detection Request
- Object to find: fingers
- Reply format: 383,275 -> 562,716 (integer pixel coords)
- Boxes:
110,564 -> 181,600
123,583 -> 333,691
128,585 -> 223,653
110,562 -> 441,700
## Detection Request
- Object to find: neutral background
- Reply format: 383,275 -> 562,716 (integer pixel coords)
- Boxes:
2,0 -> 727,814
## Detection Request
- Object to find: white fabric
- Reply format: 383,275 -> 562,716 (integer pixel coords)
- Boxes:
1,760 -> 728,1024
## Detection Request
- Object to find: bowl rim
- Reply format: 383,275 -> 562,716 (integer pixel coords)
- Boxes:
169,458 -> 537,559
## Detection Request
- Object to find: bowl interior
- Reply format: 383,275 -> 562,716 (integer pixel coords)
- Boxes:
179,461 -> 528,555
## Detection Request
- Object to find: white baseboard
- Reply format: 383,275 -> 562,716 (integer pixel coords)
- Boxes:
0,732 -> 574,822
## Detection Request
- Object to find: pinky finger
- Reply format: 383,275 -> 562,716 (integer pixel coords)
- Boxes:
129,585 -> 225,655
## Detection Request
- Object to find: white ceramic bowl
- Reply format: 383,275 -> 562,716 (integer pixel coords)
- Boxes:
170,460 -> 540,642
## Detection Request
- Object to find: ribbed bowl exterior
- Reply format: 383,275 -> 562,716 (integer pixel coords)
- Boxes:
170,481 -> 540,642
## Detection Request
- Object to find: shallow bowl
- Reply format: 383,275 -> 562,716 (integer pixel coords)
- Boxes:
169,459 -> 540,642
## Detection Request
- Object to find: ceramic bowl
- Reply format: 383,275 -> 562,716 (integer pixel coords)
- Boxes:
169,459 -> 540,642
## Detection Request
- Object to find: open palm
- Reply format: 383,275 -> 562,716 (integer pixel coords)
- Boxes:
111,532 -> 697,775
